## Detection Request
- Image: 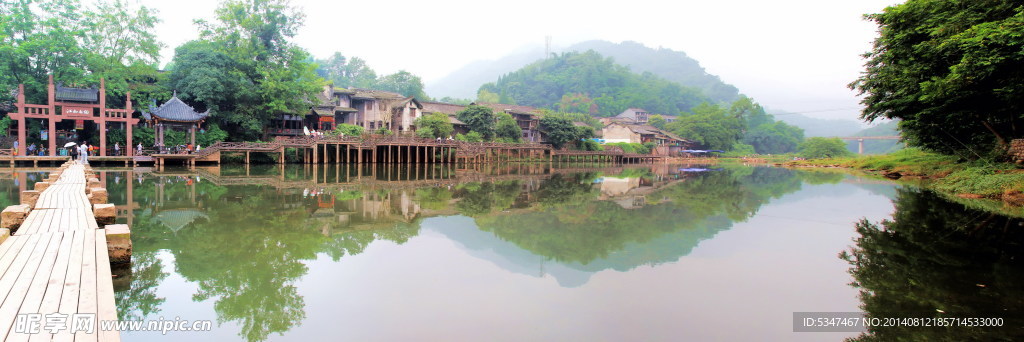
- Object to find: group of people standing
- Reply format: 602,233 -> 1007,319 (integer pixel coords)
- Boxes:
11,140 -> 146,162
70,142 -> 92,164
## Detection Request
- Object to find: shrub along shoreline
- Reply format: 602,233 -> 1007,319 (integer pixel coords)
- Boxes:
781,149 -> 1024,207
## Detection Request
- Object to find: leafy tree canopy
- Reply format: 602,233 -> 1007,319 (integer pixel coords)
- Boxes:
665,102 -> 744,151
851,0 -> 1024,156
414,112 -> 454,139
540,113 -> 594,149
648,114 -> 667,129
172,0 -> 322,141
494,112 -> 522,142
799,137 -> 852,159
456,105 -> 495,140
374,70 -> 428,99
0,0 -> 163,106
330,123 -> 364,136
314,52 -> 376,89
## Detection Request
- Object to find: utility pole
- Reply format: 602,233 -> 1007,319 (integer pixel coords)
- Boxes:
545,36 -> 552,58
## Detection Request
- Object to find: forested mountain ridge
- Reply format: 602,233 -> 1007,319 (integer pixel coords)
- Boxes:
566,40 -> 739,103
427,40 -> 740,104
478,51 -> 712,117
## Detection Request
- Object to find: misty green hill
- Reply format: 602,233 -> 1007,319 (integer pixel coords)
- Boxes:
567,40 -> 739,103
427,40 -> 740,104
479,50 -> 712,116
773,111 -> 865,137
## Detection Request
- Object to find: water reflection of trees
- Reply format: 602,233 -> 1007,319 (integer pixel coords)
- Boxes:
842,188 -> 1024,341
108,174 -> 421,341
475,167 -> 811,267
101,165 -> 841,341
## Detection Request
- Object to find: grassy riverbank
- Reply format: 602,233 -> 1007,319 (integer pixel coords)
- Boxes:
783,148 -> 1024,205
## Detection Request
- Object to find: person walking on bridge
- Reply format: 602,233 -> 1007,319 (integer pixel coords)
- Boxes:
80,142 -> 89,165
69,143 -> 78,163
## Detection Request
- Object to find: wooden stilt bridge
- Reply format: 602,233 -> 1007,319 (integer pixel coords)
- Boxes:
145,136 -> 666,166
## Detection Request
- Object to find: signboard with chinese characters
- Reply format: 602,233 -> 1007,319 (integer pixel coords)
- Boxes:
62,106 -> 92,118
75,120 -> 84,130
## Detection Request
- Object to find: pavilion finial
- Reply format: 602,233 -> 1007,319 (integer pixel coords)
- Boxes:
173,90 -> 178,98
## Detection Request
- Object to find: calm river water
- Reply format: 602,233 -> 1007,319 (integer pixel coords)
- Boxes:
1,164 -> 1020,341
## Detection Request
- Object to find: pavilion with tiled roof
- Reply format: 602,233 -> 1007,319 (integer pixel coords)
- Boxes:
142,92 -> 209,151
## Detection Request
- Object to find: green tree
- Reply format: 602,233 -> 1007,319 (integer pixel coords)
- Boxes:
438,97 -> 471,105
456,131 -> 484,142
666,103 -> 743,150
0,0 -> 90,104
729,142 -> 756,156
604,142 -> 650,154
540,114 -> 592,149
648,114 -> 667,129
743,121 -> 804,154
0,117 -> 11,136
329,123 -> 363,136
456,105 -> 495,140
0,0 -> 163,105
799,137 -> 851,159
374,70 -> 428,99
315,52 -> 377,89
476,89 -> 499,103
851,0 -> 1024,155
80,0 -> 164,106
181,0 -> 322,141
167,40 -> 243,114
197,123 -> 228,147
494,112 -> 522,142
414,112 -> 454,139
555,93 -> 598,114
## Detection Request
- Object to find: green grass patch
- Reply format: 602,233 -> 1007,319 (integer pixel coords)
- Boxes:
788,148 -> 1024,198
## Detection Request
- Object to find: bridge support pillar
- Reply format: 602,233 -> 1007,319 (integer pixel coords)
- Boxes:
858,139 -> 865,154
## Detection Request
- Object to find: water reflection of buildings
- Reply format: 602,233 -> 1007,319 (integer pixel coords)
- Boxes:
94,164 -> 706,237
597,164 -> 698,209
100,167 -> 434,234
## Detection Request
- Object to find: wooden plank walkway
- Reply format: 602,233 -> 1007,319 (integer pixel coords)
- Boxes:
0,163 -> 119,341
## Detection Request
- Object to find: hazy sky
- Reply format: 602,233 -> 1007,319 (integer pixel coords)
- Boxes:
137,0 -> 905,122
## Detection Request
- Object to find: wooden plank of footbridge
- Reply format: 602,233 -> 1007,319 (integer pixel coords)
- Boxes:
0,162 -> 120,341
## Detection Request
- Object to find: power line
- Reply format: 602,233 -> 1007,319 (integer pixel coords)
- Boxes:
770,107 -> 862,116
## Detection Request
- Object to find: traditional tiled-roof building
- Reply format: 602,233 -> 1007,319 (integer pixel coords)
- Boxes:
601,122 -> 692,154
471,102 -> 543,143
350,89 -> 422,133
269,86 -> 424,136
605,107 -> 676,125
421,101 -> 470,135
